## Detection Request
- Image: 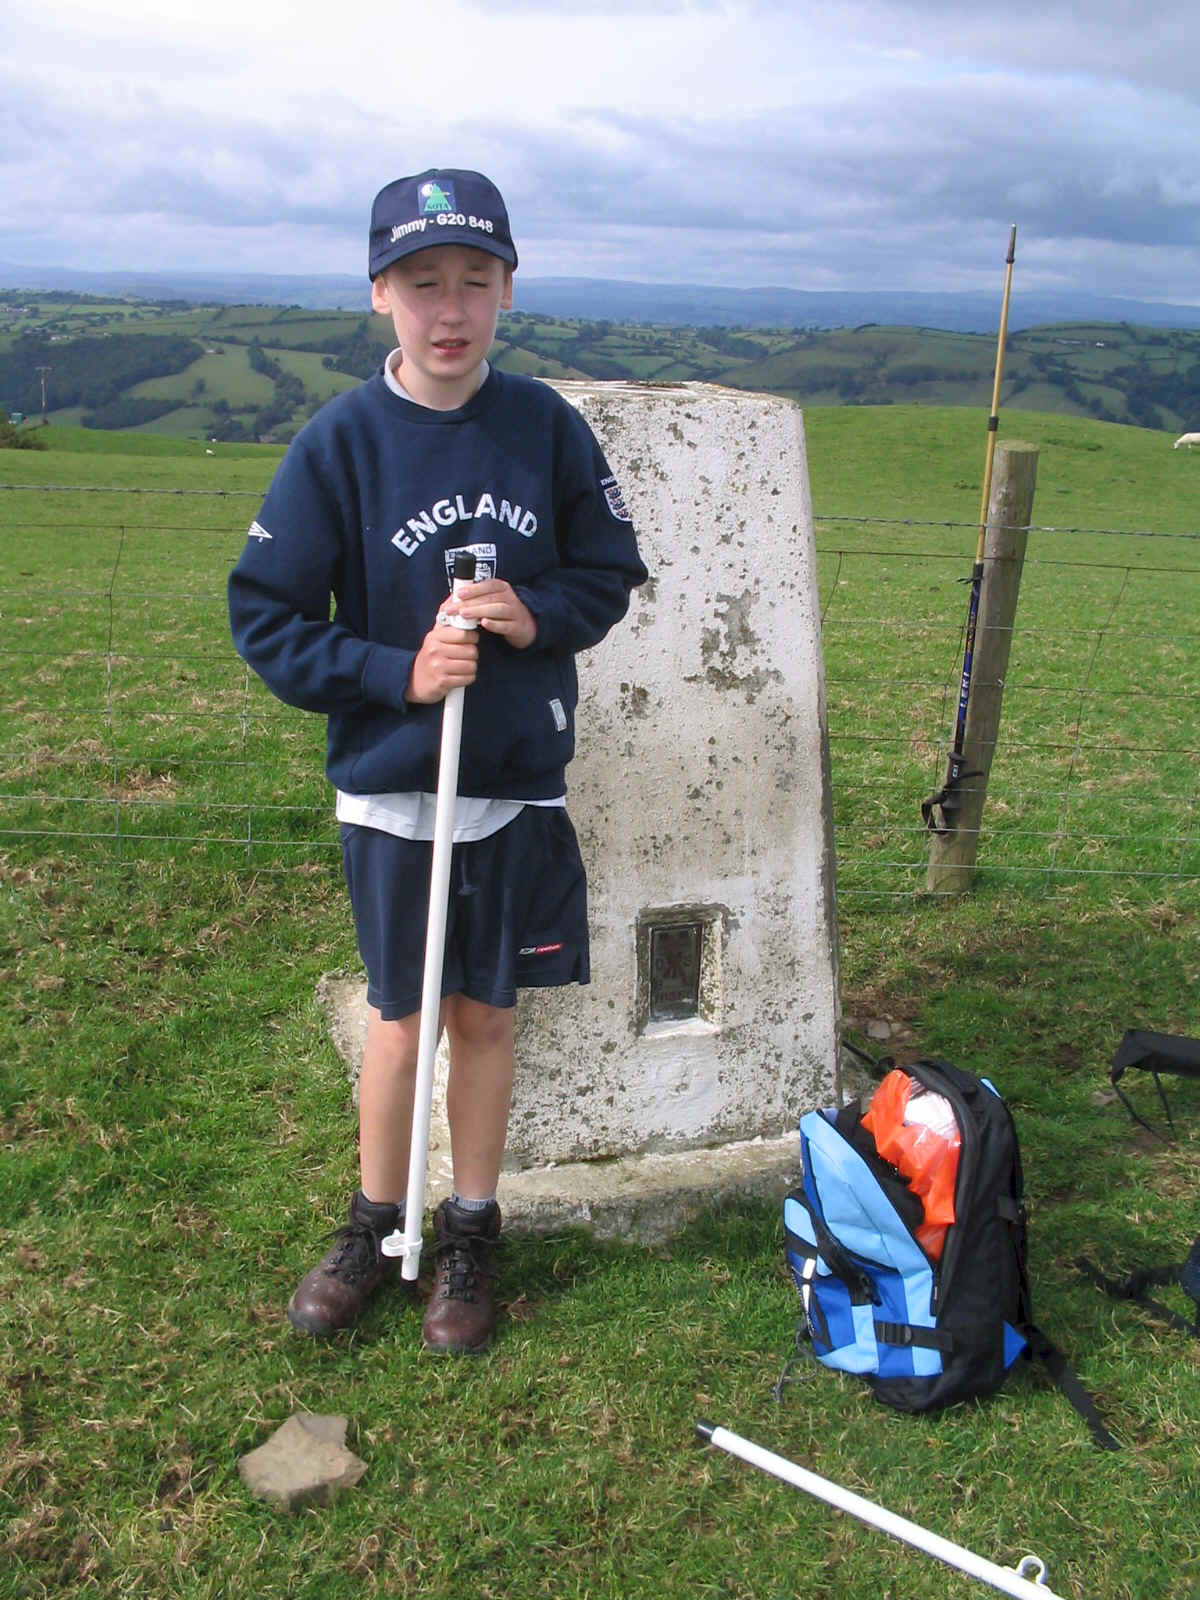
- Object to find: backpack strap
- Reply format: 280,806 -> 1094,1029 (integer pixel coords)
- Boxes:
1076,1245 -> 1200,1341
872,1321 -> 957,1352
1023,1322 -> 1121,1451
839,1034 -> 893,1085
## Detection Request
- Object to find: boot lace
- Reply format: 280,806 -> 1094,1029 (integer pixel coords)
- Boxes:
322,1223 -> 382,1286
433,1231 -> 499,1302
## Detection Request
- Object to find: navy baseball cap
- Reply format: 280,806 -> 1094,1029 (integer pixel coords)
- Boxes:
369,169 -> 518,279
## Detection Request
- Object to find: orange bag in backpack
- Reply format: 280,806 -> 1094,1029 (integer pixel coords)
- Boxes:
862,1069 -> 961,1261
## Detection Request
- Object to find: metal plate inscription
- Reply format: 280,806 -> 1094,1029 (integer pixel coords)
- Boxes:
649,922 -> 701,1022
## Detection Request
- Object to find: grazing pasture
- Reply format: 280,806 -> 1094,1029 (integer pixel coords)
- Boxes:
0,404 -> 1196,1599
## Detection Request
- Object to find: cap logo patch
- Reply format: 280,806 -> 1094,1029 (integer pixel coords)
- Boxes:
420,180 -> 455,215
369,169 -> 517,277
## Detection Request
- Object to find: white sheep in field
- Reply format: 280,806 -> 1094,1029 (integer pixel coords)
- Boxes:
1174,432 -> 1200,449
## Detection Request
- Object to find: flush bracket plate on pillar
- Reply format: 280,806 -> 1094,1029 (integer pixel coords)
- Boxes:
636,904 -> 725,1036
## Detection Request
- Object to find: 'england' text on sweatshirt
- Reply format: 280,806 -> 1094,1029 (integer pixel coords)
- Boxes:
227,367 -> 648,800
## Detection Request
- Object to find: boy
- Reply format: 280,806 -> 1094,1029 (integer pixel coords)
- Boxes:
228,169 -> 646,1354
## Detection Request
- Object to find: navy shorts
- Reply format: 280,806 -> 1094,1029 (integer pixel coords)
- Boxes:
340,806 -> 590,1021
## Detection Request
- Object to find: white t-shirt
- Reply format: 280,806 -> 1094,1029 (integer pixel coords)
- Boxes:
334,351 -> 565,843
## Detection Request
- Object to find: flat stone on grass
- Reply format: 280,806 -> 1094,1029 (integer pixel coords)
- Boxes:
238,1412 -> 366,1511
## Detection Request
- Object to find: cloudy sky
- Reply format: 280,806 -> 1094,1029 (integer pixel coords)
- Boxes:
4,0 -> 1200,304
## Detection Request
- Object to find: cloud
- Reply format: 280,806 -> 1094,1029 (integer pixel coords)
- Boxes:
481,66 -> 1200,293
2,0 -> 1199,302
829,0 -> 1200,100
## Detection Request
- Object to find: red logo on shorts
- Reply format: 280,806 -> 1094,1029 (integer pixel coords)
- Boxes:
519,942 -> 564,957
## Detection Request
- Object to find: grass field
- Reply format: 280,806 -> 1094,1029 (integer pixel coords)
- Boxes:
801,407 -> 1200,899
1,403 -> 1198,1598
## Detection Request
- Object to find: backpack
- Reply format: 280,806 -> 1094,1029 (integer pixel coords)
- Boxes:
783,1057 -> 1120,1447
1074,1029 -> 1200,1341
1108,1027 -> 1200,1138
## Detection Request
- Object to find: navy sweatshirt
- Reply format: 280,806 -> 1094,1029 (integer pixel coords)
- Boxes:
228,367 -> 647,800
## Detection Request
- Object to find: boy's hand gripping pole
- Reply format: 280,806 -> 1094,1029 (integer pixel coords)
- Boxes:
381,552 -> 479,1280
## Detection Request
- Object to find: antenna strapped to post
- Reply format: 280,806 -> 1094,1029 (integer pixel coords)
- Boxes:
922,225 -> 1017,836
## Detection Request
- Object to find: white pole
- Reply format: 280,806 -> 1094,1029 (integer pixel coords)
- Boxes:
382,557 -> 478,1280
696,1423 -> 1064,1599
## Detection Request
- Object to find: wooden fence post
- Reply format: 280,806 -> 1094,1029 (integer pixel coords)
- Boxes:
926,441 -> 1039,895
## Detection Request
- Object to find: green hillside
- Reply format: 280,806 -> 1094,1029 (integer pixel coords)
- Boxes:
4,288 -> 1200,445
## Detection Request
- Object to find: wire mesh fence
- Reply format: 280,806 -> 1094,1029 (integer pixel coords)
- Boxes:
2,480 -> 1198,896
819,513 -> 1200,899
2,477 -> 332,870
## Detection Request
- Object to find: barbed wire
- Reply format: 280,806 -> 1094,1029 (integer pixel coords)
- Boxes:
4,484 -> 1198,540
4,486 -> 1198,891
0,483 -> 263,496
816,513 -> 1200,541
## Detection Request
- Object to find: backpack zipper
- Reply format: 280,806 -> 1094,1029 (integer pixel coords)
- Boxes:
798,1130 -> 879,1305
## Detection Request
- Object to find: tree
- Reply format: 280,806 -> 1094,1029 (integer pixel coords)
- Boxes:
0,414 -> 47,450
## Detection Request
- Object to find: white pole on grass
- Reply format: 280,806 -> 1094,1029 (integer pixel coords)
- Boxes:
695,1422 -> 1065,1599
382,552 -> 479,1281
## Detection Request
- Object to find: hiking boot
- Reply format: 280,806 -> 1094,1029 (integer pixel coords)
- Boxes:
421,1198 -> 502,1355
286,1191 -> 415,1338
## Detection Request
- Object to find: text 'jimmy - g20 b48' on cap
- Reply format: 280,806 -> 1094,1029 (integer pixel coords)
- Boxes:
369,169 -> 518,279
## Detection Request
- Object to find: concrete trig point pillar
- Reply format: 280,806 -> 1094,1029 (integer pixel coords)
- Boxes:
322,381 -> 840,1242
504,381 -> 839,1235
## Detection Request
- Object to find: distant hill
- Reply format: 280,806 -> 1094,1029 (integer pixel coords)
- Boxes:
3,262 -> 1200,335
4,289 -> 1199,443
509,279 -> 1200,337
